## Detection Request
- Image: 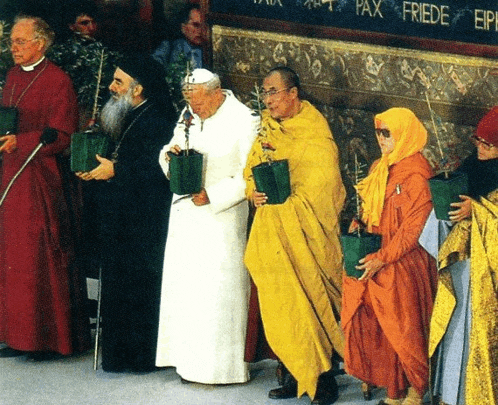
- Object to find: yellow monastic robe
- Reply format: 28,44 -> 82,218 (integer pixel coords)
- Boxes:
429,190 -> 498,405
244,101 -> 346,399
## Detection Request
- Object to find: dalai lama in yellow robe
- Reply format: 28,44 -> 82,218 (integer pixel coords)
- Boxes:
244,66 -> 345,405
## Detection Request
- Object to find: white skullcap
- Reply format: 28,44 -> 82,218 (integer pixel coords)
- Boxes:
184,68 -> 216,84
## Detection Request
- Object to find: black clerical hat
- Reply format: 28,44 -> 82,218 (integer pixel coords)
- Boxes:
117,53 -> 164,98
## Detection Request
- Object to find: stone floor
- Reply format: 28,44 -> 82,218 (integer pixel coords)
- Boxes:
0,346 -> 392,405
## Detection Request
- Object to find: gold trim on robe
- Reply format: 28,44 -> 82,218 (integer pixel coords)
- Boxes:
429,190 -> 498,405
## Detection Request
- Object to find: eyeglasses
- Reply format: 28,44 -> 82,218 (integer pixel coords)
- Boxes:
375,128 -> 391,138
261,87 -> 291,99
7,37 -> 39,47
471,135 -> 495,151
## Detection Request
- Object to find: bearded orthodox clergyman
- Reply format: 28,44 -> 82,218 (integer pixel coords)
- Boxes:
76,54 -> 175,372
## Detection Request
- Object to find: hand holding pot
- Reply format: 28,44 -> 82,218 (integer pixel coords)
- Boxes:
192,188 -> 210,206
76,154 -> 115,181
165,144 -> 182,161
0,134 -> 17,153
356,255 -> 385,281
251,189 -> 268,208
448,195 -> 472,223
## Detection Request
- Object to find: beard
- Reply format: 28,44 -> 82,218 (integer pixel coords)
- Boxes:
100,89 -> 134,139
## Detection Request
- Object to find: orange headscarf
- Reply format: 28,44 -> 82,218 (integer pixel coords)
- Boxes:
356,108 -> 428,231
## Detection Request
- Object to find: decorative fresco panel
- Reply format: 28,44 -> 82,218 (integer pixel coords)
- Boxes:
212,25 -> 498,223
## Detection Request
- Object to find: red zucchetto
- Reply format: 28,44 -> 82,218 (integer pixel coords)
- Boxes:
476,106 -> 498,147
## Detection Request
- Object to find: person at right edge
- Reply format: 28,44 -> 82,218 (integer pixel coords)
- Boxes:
342,108 -> 438,405
244,66 -> 346,405
429,106 -> 498,405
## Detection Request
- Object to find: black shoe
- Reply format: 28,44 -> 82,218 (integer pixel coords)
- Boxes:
311,388 -> 339,405
269,364 -> 298,399
276,361 -> 289,386
0,347 -> 25,358
311,372 -> 339,405
268,383 -> 298,399
331,352 -> 345,376
26,352 -> 64,362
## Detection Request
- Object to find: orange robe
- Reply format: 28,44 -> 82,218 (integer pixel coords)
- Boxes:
342,152 -> 438,399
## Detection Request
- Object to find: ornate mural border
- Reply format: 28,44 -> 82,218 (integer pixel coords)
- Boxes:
213,25 -> 498,68
211,25 -> 498,222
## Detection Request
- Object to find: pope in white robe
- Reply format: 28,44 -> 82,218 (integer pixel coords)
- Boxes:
156,69 -> 259,384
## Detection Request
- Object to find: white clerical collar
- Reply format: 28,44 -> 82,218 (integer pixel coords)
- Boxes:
21,56 -> 45,72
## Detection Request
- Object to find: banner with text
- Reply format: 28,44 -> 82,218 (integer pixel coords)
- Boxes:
210,0 -> 498,46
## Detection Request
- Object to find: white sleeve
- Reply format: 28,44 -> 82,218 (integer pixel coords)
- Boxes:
206,111 -> 260,214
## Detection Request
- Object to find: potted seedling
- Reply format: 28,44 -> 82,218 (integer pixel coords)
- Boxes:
0,105 -> 17,140
71,50 -> 109,172
341,141 -> 381,278
250,83 -> 291,204
167,107 -> 203,195
165,64 -> 204,195
425,93 -> 468,220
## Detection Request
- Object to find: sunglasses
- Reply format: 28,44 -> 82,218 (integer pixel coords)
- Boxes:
375,128 -> 391,138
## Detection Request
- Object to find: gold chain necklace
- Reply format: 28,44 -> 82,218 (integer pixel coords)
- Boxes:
9,59 -> 49,108
111,103 -> 152,163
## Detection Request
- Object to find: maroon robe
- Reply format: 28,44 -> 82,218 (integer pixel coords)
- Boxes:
0,58 -> 86,355
244,278 -> 277,362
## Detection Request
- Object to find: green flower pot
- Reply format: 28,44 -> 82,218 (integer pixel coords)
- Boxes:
0,106 -> 18,137
70,129 -> 109,172
252,159 -> 291,205
341,233 -> 382,278
429,171 -> 468,221
168,149 -> 203,195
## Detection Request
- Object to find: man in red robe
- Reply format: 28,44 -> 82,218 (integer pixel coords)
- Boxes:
0,15 -> 88,359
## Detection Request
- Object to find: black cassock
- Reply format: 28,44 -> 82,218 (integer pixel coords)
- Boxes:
86,100 -> 174,372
